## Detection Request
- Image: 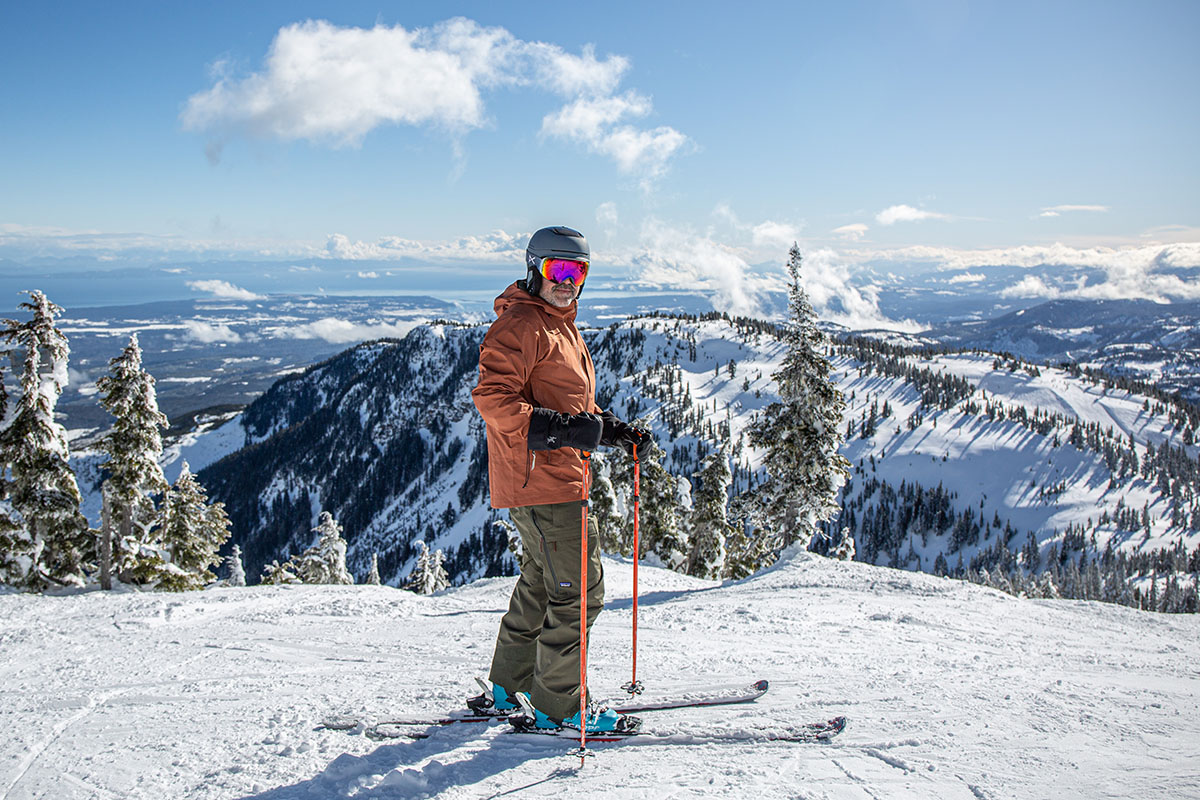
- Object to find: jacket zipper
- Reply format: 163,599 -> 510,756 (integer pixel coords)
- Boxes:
522,450 -> 535,489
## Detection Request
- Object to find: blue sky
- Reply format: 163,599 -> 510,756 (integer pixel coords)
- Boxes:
1,1 -> 1197,319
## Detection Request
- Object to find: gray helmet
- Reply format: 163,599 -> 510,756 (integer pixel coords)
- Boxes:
524,226 -> 590,296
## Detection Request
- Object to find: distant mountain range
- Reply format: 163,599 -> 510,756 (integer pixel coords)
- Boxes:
922,299 -> 1200,402
153,307 -> 1198,595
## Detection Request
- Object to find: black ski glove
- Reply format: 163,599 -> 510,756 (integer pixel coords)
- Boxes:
599,411 -> 653,457
528,408 -> 603,452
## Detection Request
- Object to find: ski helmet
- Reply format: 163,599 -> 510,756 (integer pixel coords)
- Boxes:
524,226 -> 590,296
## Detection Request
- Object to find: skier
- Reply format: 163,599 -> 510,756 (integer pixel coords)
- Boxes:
469,225 -> 649,734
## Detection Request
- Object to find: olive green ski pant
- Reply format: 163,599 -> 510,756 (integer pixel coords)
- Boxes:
488,499 -> 604,721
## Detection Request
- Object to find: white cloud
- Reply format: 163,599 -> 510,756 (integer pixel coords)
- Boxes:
323,230 -> 524,262
847,242 -> 1200,303
707,204 -> 803,258
186,279 -> 265,300
876,204 -> 951,225
272,317 -> 421,344
628,221 -> 919,331
595,201 -> 619,232
1040,204 -> 1110,217
540,93 -> 688,183
182,17 -> 685,181
182,319 -> 243,343
946,271 -> 985,284
357,270 -> 380,279
751,221 -> 800,249
832,223 -> 869,241
1000,275 -> 1062,300
792,249 -> 923,332
632,221 -> 764,317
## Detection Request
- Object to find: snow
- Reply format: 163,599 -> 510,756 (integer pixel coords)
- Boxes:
160,413 -> 247,485
1,553 -> 1196,799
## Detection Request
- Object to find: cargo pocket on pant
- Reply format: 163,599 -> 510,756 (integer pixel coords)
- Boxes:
530,507 -> 574,600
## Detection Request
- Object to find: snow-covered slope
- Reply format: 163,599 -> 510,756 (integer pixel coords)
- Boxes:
1,554 -> 1195,799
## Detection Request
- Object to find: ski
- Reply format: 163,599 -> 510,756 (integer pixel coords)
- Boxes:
504,715 -> 848,745
610,678 -> 768,713
317,711 -> 502,736
319,678 -> 771,739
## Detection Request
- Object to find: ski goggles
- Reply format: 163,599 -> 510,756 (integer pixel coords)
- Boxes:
538,257 -> 589,285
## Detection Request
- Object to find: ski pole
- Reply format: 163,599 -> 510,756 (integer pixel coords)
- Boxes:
576,449 -> 592,764
623,443 -> 644,696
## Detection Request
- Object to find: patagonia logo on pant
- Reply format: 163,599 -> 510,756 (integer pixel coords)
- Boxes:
558,581 -> 573,588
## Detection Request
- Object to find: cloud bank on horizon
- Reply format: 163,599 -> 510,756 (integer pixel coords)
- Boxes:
180,18 -> 688,185
6,222 -> 1199,331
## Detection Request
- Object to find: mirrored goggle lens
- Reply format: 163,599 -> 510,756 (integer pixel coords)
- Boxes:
540,257 -> 588,284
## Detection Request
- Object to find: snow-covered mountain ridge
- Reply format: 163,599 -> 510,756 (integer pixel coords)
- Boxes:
921,298 -> 1200,403
1,552 -> 1196,799
188,314 -> 1198,606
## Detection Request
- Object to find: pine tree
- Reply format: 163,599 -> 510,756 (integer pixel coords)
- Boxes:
96,333 -> 169,587
366,552 -> 382,585
0,291 -> 88,590
721,521 -> 755,580
588,451 -> 622,554
262,558 -> 299,585
833,527 -> 856,561
606,453 -> 636,557
293,511 -> 354,585
493,517 -> 521,558
226,544 -> 246,587
407,540 -> 450,594
0,357 -> 25,584
635,439 -> 690,571
744,245 -> 850,561
155,461 -> 231,591
687,447 -> 733,579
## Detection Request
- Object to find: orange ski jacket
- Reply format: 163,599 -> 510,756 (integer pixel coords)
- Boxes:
472,281 -> 601,509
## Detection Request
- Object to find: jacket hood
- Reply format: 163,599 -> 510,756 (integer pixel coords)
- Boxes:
493,281 -> 577,323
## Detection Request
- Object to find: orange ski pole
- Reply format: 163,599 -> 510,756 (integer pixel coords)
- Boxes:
576,450 -> 592,764
623,444 -> 644,695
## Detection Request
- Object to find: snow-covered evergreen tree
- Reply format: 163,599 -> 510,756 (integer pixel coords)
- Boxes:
587,451 -> 622,554
606,453 -> 637,557
834,527 -> 856,561
722,504 -> 776,581
293,511 -> 354,585
635,439 -> 690,571
366,552 -> 381,585
0,291 -> 88,590
0,357 -> 25,584
96,333 -> 169,586
226,544 -> 246,587
262,559 -> 299,585
493,517 -> 521,559
155,461 -> 231,591
407,540 -> 450,594
744,245 -> 850,561
687,447 -> 733,579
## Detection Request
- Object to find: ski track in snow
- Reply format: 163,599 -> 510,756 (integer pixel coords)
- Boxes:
1,552 -> 1197,799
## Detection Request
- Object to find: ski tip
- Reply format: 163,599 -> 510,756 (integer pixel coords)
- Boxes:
820,716 -> 848,740
319,716 -> 360,731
